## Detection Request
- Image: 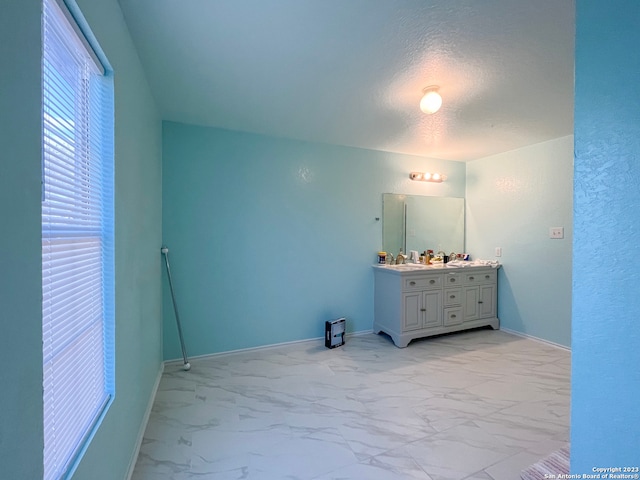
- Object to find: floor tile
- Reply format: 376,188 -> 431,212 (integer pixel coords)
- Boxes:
132,330 -> 570,480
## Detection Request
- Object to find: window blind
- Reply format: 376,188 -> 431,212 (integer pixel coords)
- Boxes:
42,1 -> 114,478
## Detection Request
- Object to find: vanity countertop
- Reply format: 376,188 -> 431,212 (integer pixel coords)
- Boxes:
373,262 -> 500,275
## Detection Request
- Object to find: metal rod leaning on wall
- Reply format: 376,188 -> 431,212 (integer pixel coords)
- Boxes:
161,246 -> 191,371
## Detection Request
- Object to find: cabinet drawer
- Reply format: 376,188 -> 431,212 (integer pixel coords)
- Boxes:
444,288 -> 462,306
403,275 -> 442,291
444,307 -> 463,326
444,272 -> 461,286
464,270 -> 497,285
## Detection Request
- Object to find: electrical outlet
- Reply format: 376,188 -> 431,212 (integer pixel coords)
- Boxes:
495,247 -> 502,257
549,227 -> 564,239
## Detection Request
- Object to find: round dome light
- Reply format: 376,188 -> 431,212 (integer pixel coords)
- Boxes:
420,87 -> 442,114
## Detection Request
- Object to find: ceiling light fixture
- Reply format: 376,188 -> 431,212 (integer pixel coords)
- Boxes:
420,86 -> 442,114
409,171 -> 446,183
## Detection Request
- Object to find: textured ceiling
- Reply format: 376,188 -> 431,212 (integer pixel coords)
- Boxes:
118,0 -> 575,161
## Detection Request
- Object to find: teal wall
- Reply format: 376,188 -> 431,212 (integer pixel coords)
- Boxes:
11,0 -> 640,474
72,0 -> 163,478
0,1 -> 163,478
162,122 -> 466,359
0,1 -> 45,478
466,137 -> 573,347
572,1 -> 640,471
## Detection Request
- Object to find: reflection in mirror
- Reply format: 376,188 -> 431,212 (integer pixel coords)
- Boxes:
382,194 -> 464,256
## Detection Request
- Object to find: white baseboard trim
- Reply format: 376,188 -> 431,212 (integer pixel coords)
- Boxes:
164,329 -> 374,365
125,362 -> 164,480
500,327 -> 571,351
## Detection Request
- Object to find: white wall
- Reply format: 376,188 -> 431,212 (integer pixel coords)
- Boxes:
466,136 -> 573,346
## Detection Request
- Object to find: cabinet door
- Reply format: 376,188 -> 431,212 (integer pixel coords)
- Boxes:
463,286 -> 480,322
402,291 -> 422,331
477,284 -> 496,318
422,290 -> 443,328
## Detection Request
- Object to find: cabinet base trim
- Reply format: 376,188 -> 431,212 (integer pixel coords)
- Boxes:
374,317 -> 499,348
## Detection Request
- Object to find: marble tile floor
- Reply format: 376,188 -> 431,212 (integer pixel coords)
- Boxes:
131,328 -> 570,480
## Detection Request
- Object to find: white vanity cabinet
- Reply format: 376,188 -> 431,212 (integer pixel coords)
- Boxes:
373,265 -> 500,348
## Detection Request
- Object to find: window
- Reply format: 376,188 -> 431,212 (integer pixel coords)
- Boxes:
42,0 -> 114,478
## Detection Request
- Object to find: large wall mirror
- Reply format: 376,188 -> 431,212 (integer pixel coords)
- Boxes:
382,193 -> 465,256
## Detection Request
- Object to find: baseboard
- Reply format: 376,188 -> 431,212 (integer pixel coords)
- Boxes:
500,327 -> 571,351
125,362 -> 164,480
164,329 -> 374,364
163,328 -> 569,364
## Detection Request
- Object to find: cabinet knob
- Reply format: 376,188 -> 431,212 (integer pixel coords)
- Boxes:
485,275 -> 490,279
450,314 -> 457,319
410,281 -> 416,286
420,308 -> 426,312
429,279 -> 435,284
469,276 -> 475,280
449,278 -> 456,282
450,295 -> 456,299
478,300 -> 484,304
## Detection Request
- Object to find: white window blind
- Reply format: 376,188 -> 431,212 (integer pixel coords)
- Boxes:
42,0 -> 114,478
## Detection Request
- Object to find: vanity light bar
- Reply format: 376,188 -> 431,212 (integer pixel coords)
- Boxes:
409,172 -> 447,183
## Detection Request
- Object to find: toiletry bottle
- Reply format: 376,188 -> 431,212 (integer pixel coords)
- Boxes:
426,249 -> 434,265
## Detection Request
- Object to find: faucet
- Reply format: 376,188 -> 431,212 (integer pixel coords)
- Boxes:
386,252 -> 395,265
395,249 -> 407,265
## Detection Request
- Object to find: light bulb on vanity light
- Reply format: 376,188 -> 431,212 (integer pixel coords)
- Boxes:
410,171 -> 446,183
420,86 -> 442,114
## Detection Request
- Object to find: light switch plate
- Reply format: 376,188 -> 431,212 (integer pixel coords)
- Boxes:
495,247 -> 502,257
